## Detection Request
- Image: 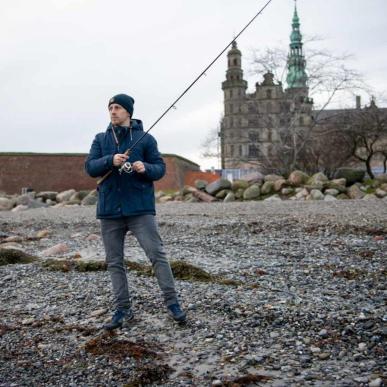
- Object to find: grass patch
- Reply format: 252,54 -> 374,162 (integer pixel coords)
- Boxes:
0,248 -> 37,266
41,259 -> 106,272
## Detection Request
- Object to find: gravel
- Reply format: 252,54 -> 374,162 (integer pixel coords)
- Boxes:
0,200 -> 386,386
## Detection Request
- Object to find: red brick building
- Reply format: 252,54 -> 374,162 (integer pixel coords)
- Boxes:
0,153 -> 201,194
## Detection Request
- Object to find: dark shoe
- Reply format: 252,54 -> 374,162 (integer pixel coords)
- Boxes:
167,303 -> 187,322
103,309 -> 134,331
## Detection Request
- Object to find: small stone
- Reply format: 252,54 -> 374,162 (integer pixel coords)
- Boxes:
310,346 -> 321,353
212,380 -> 222,386
42,243 -> 69,257
358,342 -> 367,351
86,234 -> 100,241
318,352 -> 330,360
90,308 -> 107,317
369,378 -> 382,387
22,318 -> 35,325
36,229 -> 50,239
318,329 -> 328,338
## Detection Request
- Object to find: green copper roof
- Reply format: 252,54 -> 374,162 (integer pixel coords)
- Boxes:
286,2 -> 308,89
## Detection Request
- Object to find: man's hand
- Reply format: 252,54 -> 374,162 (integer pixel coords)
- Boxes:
113,153 -> 128,166
132,161 -> 146,173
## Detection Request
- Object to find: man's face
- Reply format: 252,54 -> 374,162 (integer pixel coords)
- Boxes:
109,103 -> 130,126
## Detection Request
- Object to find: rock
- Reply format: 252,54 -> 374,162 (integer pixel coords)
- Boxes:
281,187 -> 294,195
0,197 -> 14,211
159,195 -> 173,203
70,190 -> 90,202
192,190 -> 217,203
35,229 -> 50,239
369,378 -> 382,387
224,192 -> 235,202
264,174 -> 283,182
318,352 -> 330,360
240,171 -> 264,184
375,173 -> 387,183
331,178 -> 347,186
261,181 -> 275,195
337,193 -> 350,200
205,179 -> 232,196
2,236 -> 23,243
22,318 -> 35,325
86,234 -> 100,241
288,170 -> 310,186
295,188 -> 309,200
0,242 -> 24,250
243,184 -> 260,200
347,184 -> 365,199
318,329 -> 328,338
90,308 -> 107,317
324,194 -> 337,201
375,188 -> 387,198
307,172 -> 329,186
324,188 -> 339,196
234,188 -> 245,200
42,243 -> 69,257
334,168 -> 365,185
310,189 -> 324,200
231,180 -> 249,191
182,185 -> 196,195
194,180 -> 208,190
16,193 -> 35,206
81,190 -> 98,205
273,179 -> 287,192
363,194 -> 378,200
215,189 -> 230,199
12,204 -> 29,212
264,194 -> 282,201
36,191 -> 58,201
155,191 -> 165,200
358,342 -> 367,351
56,189 -> 76,203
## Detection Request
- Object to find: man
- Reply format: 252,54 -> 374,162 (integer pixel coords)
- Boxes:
85,93 -> 186,330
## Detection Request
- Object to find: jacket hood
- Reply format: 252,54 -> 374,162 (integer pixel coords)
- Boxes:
107,119 -> 144,132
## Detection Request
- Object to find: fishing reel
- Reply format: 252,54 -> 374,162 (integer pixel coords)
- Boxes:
119,161 -> 133,174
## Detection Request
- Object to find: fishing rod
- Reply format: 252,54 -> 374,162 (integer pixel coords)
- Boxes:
97,0 -> 274,185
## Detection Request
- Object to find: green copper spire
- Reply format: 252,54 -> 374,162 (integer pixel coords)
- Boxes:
286,1 -> 308,89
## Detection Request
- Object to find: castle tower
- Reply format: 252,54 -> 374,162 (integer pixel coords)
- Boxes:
220,41 -> 248,168
286,2 -> 308,98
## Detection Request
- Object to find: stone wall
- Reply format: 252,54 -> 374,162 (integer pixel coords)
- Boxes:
0,153 -> 200,194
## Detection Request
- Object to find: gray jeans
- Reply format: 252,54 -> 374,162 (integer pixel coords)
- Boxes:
100,215 -> 178,311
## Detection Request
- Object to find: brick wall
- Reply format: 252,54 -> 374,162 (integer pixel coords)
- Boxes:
0,153 -> 200,194
184,171 -> 221,187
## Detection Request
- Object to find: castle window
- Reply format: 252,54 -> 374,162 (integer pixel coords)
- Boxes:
233,58 -> 238,66
239,145 -> 243,156
230,75 -> 234,80
229,103 -> 233,114
249,132 -> 258,142
249,145 -> 259,157
266,89 -> 272,99
230,144 -> 234,157
236,75 -> 240,80
230,89 -> 233,98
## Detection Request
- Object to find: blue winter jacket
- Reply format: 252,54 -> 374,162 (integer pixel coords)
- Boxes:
85,119 -> 165,219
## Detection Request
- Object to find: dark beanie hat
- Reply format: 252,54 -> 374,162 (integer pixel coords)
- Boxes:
108,94 -> 135,117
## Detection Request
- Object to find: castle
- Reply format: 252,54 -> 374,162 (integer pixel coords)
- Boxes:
220,4 -> 314,171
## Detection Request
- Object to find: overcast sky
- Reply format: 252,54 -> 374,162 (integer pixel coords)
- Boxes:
1,0 -> 386,169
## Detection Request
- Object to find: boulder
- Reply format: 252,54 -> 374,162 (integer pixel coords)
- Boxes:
380,183 -> 387,192
324,194 -> 337,201
281,187 -> 294,195
15,195 -> 47,209
240,171 -> 264,184
215,189 -> 230,199
264,174 -> 283,182
36,191 -> 58,201
193,190 -> 217,203
12,205 -> 29,212
330,178 -> 347,186
56,189 -> 76,203
307,172 -> 329,186
0,198 -> 14,211
224,192 -> 235,202
261,181 -> 275,195
337,193 -> 350,200
295,188 -> 309,200
334,168 -> 365,185
182,185 -> 196,195
324,188 -> 339,196
81,190 -> 98,206
234,188 -> 245,200
159,195 -> 173,203
186,195 -> 199,203
347,184 -> 365,199
155,191 -> 165,200
326,181 -> 347,193
273,179 -> 287,192
42,243 -> 69,257
70,190 -> 90,202
264,194 -> 282,201
310,189 -> 324,200
375,188 -> 387,198
363,194 -> 378,200
243,184 -> 260,200
375,173 -> 387,183
288,170 -> 309,186
231,180 -> 249,191
304,183 -> 324,191
194,180 -> 208,190
205,179 -> 232,196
